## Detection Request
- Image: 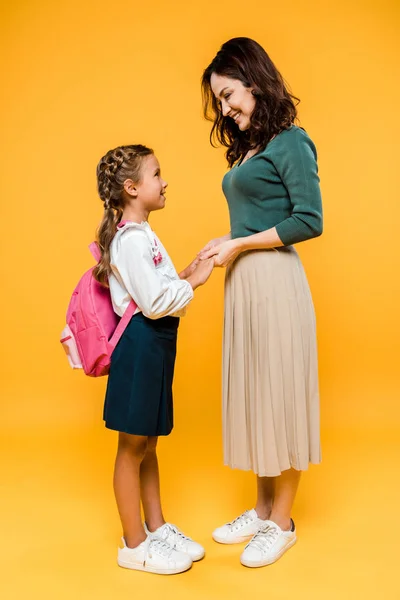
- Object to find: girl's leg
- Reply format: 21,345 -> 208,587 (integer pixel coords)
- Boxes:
255,476 -> 275,520
140,436 -> 166,532
269,468 -> 301,531
113,432 -> 148,548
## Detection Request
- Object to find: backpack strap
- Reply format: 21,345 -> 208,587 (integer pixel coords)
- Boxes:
109,299 -> 137,351
88,240 -> 137,350
89,241 -> 101,262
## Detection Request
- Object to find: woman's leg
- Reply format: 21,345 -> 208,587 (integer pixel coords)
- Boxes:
269,468 -> 301,530
255,476 -> 275,519
140,436 -> 166,532
113,432 -> 148,548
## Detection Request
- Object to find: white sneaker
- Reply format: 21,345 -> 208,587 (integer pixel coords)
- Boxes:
117,535 -> 192,575
145,522 -> 205,561
212,509 -> 268,544
240,519 -> 297,567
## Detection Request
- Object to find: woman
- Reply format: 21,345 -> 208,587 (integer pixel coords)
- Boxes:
199,37 -> 323,568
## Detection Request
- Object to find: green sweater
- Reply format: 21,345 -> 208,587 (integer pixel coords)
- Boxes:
222,126 -> 323,245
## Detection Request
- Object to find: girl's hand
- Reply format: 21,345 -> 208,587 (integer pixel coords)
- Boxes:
187,257 -> 215,290
198,233 -> 231,259
179,256 -> 200,280
201,239 -> 242,268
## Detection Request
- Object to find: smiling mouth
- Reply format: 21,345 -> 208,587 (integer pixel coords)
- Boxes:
231,112 -> 241,122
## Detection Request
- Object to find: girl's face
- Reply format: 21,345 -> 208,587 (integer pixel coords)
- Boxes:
210,73 -> 256,131
134,154 -> 168,212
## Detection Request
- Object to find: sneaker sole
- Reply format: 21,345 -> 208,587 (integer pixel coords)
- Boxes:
191,550 -> 206,561
118,559 -> 192,575
212,533 -> 255,545
240,537 -> 297,568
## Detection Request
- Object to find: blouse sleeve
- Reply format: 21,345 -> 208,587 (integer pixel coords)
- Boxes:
273,129 -> 323,245
113,229 -> 194,319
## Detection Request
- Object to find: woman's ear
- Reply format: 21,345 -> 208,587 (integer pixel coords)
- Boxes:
123,179 -> 138,198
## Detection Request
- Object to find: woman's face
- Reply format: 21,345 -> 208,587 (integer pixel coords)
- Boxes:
210,73 -> 256,131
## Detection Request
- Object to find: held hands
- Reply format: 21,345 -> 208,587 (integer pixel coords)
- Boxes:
198,238 -> 242,268
179,256 -> 200,280
180,231 -> 239,291
197,233 -> 232,257
186,257 -> 215,290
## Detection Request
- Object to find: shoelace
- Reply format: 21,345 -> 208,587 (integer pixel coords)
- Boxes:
247,524 -> 279,552
148,537 -> 174,558
162,524 -> 192,547
228,510 -> 253,531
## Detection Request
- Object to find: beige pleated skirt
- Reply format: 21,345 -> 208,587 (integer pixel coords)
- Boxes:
223,246 -> 321,477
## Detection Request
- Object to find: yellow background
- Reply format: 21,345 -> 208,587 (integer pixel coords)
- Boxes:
1,0 -> 399,598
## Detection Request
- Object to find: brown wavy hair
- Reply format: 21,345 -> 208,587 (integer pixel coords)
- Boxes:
201,37 -> 300,167
93,144 -> 153,286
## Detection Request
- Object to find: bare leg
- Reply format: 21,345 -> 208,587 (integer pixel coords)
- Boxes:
255,476 -> 275,520
269,468 -> 301,531
113,432 -> 148,548
140,436 -> 166,532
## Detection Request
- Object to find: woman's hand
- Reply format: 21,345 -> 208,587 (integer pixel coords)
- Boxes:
198,233 -> 231,259
201,239 -> 243,268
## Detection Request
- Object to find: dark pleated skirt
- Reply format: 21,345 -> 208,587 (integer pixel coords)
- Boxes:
103,312 -> 179,436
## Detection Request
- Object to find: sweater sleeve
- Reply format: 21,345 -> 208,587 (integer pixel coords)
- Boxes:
273,129 -> 323,245
114,230 -> 193,319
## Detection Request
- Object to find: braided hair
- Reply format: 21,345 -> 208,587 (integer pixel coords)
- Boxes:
93,144 -> 153,286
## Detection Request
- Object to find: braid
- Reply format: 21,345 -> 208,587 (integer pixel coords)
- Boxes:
93,144 -> 153,286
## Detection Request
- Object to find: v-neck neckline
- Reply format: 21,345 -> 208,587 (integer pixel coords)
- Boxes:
237,149 -> 260,168
235,131 -> 283,168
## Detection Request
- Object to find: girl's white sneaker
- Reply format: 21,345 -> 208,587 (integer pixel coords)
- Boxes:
145,522 -> 205,561
117,535 -> 193,575
212,509 -> 268,544
240,519 -> 297,567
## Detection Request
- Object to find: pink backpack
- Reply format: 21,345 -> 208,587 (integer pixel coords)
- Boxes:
60,241 -> 137,377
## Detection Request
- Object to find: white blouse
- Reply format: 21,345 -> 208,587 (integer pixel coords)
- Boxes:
108,220 -> 193,319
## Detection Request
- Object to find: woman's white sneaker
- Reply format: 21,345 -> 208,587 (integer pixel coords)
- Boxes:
145,522 -> 205,561
117,535 -> 192,575
240,519 -> 297,567
212,509 -> 268,544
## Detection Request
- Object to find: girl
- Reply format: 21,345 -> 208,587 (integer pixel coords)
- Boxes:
93,144 -> 214,575
199,37 -> 323,567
